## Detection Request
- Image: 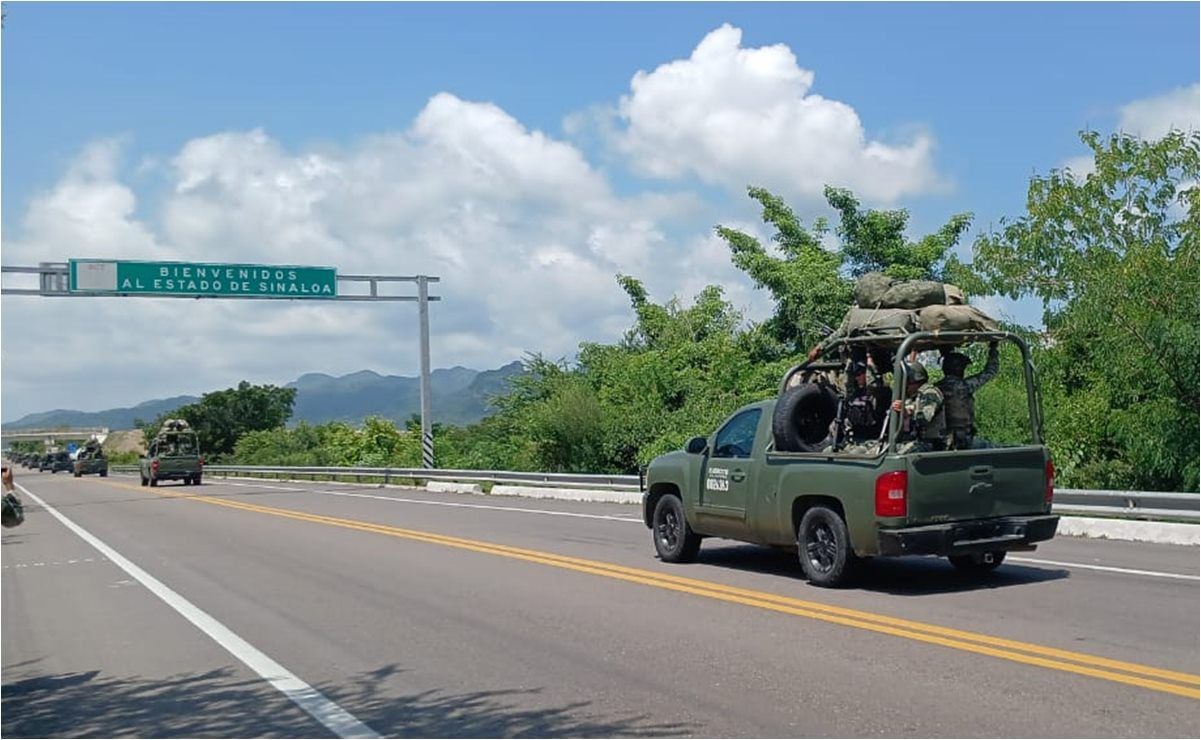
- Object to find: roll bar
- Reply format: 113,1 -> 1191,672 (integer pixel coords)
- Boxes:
779,331 -> 1043,454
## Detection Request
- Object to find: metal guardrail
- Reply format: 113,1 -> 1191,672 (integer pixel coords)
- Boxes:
108,464 -> 1200,522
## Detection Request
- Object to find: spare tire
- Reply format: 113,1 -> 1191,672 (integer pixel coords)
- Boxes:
773,383 -> 839,452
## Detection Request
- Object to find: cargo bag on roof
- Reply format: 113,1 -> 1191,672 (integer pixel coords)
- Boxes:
838,307 -> 920,337
918,304 -> 999,333
854,272 -> 947,310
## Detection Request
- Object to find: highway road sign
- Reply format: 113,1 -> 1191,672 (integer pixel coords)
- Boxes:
69,260 -> 337,298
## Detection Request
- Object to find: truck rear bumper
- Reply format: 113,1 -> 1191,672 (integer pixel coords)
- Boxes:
877,514 -> 1059,557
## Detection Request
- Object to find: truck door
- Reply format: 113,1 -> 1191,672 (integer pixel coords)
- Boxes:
697,407 -> 761,537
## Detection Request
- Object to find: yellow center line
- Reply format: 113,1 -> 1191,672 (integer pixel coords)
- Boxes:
96,478 -> 1201,699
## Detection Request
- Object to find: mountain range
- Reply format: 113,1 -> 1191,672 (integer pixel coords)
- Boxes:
2,361 -> 526,431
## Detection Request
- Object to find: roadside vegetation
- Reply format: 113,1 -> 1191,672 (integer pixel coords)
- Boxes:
91,131 -> 1197,492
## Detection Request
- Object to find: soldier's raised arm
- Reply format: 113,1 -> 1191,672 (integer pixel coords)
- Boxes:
965,342 -> 1000,393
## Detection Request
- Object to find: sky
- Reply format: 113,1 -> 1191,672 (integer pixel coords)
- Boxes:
1,2 -> 1198,423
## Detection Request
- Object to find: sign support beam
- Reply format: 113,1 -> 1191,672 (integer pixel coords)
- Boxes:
3,262 -> 442,468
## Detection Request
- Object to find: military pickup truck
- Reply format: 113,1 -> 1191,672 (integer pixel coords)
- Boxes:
641,331 -> 1058,587
73,443 -> 109,477
139,419 -> 203,487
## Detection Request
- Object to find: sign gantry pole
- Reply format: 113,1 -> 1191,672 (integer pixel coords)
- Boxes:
418,275 -> 434,469
2,260 -> 442,468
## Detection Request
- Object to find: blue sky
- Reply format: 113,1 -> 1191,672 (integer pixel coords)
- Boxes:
2,2 -> 1198,421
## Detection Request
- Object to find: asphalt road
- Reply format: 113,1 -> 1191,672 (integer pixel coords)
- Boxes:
3,468 -> 1197,738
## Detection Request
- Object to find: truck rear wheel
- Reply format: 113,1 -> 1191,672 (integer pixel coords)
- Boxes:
948,551 -> 1006,573
652,494 -> 701,563
797,506 -> 859,587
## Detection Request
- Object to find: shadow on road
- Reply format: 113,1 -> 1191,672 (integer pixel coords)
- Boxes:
2,666 -> 320,738
322,663 -> 693,738
2,661 -> 693,738
695,542 -> 1069,596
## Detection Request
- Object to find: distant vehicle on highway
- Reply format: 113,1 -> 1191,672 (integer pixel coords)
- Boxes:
641,329 -> 1058,588
74,443 -> 109,478
140,419 -> 203,487
43,451 -> 72,474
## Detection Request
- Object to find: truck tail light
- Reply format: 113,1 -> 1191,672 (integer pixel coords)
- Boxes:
199,456 -> 205,468
875,471 -> 908,518
151,460 -> 159,473
1044,459 -> 1055,505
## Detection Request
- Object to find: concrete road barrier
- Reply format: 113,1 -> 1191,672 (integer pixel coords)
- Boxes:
1056,516 -> 1199,546
425,480 -> 483,494
490,485 -> 642,504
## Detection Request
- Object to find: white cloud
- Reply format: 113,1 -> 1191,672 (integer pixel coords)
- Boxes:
1060,84 -> 1200,178
9,139 -> 162,264
613,24 -> 945,204
1061,154 -> 1096,182
1,95 -> 725,421
1118,84 -> 1200,139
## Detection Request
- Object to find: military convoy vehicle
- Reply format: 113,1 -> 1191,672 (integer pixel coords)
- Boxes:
73,440 -> 109,477
641,275 -> 1058,587
41,451 -> 73,474
139,419 -> 203,487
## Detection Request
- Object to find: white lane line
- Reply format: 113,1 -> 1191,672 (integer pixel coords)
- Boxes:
1008,556 -> 1199,581
15,482 -> 380,739
222,480 -> 645,523
214,480 -> 1197,581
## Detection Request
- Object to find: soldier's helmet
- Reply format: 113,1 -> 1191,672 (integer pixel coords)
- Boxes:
942,352 -> 972,376
904,361 -> 928,384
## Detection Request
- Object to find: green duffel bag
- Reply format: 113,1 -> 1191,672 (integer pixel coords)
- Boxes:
855,272 -> 946,309
918,304 -> 999,333
840,307 -> 919,335
853,272 -> 895,307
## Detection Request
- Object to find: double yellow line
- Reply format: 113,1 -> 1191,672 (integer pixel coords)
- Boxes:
107,479 -> 1201,699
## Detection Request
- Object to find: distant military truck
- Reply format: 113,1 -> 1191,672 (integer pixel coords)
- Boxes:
45,451 -> 73,474
74,441 -> 109,478
139,419 -> 203,487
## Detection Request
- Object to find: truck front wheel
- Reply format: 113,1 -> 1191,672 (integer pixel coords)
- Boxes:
652,495 -> 701,563
798,506 -> 859,587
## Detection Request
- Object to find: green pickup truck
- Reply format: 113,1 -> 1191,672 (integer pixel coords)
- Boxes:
641,331 -> 1058,587
139,419 -> 204,487
73,446 -> 109,477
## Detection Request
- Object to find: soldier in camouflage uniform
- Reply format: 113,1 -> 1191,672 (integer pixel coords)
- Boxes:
937,342 -> 999,449
891,361 -> 947,453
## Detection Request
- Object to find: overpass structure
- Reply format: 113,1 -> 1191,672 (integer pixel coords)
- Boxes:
1,427 -> 109,448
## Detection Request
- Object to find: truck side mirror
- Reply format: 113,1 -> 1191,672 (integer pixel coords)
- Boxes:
686,437 -> 708,455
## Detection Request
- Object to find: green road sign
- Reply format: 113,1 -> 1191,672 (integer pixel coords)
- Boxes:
69,260 -> 337,298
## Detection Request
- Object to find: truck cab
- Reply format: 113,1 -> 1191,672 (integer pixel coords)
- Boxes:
642,331 -> 1058,587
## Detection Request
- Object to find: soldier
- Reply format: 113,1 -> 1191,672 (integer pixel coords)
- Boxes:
937,342 -> 1000,449
890,361 -> 947,452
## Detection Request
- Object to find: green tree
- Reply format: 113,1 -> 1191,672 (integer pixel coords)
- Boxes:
715,186 -> 982,355
973,130 -> 1199,491
824,187 -> 985,293
715,187 -> 847,355
147,380 -> 297,461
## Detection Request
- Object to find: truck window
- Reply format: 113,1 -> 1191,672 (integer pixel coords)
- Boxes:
713,409 -> 762,459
